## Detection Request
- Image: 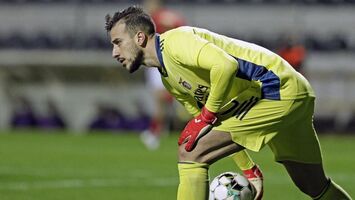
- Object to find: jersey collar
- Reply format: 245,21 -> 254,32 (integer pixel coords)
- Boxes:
155,34 -> 168,77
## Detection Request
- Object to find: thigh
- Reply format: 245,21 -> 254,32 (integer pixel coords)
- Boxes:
268,97 -> 323,164
214,98 -> 295,152
178,130 -> 244,165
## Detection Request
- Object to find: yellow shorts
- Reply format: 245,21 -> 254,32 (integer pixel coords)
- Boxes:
214,96 -> 323,164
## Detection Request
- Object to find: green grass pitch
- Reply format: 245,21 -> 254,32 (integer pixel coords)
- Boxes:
0,130 -> 354,200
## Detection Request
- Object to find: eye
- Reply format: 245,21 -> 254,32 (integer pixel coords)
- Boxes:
112,39 -> 122,46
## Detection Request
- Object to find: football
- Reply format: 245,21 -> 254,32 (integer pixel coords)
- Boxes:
209,172 -> 256,200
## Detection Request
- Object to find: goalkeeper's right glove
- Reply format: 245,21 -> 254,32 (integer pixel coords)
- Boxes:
178,107 -> 217,152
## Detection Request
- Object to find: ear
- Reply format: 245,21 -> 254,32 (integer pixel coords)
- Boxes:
136,31 -> 147,47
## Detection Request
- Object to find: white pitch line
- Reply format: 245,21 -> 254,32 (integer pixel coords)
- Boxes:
0,177 -> 179,191
0,167 -> 156,178
2,173 -> 355,191
1,168 -> 354,191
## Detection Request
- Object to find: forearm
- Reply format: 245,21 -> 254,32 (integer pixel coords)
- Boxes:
197,43 -> 238,113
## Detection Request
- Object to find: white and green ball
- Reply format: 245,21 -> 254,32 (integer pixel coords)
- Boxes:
209,172 -> 256,200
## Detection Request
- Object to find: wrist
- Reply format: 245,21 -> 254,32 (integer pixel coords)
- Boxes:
201,107 -> 217,124
243,165 -> 263,179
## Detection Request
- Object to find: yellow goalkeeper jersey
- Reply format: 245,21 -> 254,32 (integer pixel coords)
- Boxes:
155,26 -> 315,116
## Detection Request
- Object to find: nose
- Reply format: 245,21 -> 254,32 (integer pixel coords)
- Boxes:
112,45 -> 120,58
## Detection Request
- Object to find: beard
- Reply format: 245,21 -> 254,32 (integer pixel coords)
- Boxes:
127,44 -> 144,74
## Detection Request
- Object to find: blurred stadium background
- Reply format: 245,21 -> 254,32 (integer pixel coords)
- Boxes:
0,0 -> 354,200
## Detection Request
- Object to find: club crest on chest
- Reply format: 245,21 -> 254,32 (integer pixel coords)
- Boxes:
179,77 -> 192,90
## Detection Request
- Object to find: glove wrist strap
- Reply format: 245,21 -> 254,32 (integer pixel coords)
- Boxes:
201,107 -> 217,125
243,165 -> 263,179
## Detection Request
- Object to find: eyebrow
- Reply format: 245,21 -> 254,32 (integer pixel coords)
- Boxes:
111,38 -> 121,45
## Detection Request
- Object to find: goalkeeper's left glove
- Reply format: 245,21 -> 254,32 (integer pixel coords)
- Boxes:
243,165 -> 264,200
178,107 -> 217,152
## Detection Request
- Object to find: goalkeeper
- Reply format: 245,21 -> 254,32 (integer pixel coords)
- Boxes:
105,6 -> 352,200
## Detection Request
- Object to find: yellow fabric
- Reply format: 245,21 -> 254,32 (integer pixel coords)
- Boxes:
268,97 -> 323,164
197,43 -> 238,112
162,81 -> 200,117
213,89 -> 291,152
177,162 -> 209,200
159,26 -> 315,115
315,180 -> 352,200
215,96 -> 323,164
231,150 -> 255,171
158,26 -> 320,160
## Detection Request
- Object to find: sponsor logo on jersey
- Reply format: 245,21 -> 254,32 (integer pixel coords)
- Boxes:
220,96 -> 259,120
194,85 -> 209,107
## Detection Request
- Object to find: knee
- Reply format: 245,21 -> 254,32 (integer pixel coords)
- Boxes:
294,179 -> 329,198
178,145 -> 209,164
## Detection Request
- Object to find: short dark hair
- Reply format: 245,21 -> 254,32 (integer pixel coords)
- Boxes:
105,5 -> 155,36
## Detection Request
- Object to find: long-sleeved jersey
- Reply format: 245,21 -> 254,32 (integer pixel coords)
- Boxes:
154,26 -> 314,116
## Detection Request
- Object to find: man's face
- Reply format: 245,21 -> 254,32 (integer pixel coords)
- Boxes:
110,22 -> 143,73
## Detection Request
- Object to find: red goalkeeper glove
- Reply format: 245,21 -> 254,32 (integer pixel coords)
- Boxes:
243,165 -> 264,200
178,107 -> 217,152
